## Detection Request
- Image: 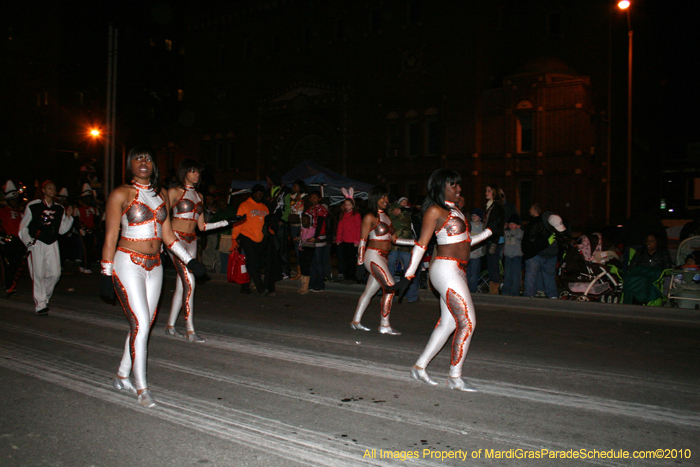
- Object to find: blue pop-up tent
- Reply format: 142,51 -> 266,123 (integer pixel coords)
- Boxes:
230,159 -> 373,204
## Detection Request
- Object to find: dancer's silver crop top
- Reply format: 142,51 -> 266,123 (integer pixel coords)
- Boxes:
121,182 -> 167,241
368,210 -> 393,241
172,185 -> 204,221
435,201 -> 470,245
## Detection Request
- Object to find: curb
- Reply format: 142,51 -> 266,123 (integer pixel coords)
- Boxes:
195,271 -> 700,327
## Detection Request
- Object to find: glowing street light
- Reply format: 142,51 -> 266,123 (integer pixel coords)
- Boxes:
617,0 -> 633,218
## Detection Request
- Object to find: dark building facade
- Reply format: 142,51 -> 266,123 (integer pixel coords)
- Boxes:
163,0 -> 628,228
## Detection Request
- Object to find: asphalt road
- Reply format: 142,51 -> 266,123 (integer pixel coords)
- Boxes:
1,270 -> 698,466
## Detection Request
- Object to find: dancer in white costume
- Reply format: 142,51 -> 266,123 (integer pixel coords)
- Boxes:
399,169 -> 492,391
100,147 -> 207,408
165,159 -> 245,343
350,186 -> 415,335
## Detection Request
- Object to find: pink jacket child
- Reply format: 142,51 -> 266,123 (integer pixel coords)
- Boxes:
335,209 -> 361,246
299,214 -> 316,250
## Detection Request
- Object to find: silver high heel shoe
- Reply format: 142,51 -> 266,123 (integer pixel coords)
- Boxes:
410,366 -> 438,386
350,322 -> 371,331
447,376 -> 478,392
112,375 -> 137,395
165,325 -> 183,338
186,331 -> 205,343
378,325 -> 401,336
137,389 -> 157,408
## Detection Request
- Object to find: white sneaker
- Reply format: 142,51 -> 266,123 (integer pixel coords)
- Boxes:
79,267 -> 93,274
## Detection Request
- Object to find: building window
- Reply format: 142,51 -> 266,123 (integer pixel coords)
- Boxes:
302,26 -> 312,47
179,46 -> 186,55
273,34 -> 281,54
335,19 -> 345,40
244,39 -> 252,59
426,119 -> 440,156
227,140 -> 235,169
215,141 -> 225,169
149,38 -> 155,47
177,89 -> 185,101
516,113 -> 534,153
407,0 -> 423,25
164,39 -> 172,51
519,180 -> 534,220
386,111 -> 400,157
546,11 -> 561,37
689,178 -> 700,207
407,121 -> 421,156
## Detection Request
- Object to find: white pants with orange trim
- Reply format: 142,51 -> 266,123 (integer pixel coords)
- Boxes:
352,248 -> 396,327
167,231 -> 198,332
27,240 -> 62,311
414,256 -> 476,378
113,247 -> 163,391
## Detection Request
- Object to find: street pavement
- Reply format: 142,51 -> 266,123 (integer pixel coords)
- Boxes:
0,269 -> 698,466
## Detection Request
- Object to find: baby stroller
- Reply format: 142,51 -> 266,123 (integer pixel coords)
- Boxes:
667,236 -> 700,309
558,233 -> 623,302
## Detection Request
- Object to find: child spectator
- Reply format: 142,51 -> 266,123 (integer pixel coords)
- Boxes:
502,214 -> 524,296
296,214 -> 315,294
335,196 -> 361,282
467,208 -> 485,293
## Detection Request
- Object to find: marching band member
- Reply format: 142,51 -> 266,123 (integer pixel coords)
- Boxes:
19,181 -> 74,315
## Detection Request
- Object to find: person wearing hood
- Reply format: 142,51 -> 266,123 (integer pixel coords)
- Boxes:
521,203 -> 566,299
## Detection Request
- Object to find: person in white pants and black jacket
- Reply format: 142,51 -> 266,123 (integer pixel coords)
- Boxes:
18,180 -> 74,315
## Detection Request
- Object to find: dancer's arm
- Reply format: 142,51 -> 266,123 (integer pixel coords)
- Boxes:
161,188 -> 205,276
100,186 -> 129,298
357,213 -> 374,265
402,206 -> 441,280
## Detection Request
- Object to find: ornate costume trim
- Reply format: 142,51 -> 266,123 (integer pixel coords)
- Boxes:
366,247 -> 388,258
174,230 -> 197,243
117,247 -> 161,271
446,287 -> 473,366
113,273 -> 139,369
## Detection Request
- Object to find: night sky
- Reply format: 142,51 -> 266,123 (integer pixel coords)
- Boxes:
3,0 -> 699,206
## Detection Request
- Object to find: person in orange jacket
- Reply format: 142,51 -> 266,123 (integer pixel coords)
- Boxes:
231,184 -> 273,295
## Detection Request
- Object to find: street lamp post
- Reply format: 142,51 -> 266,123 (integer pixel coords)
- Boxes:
618,0 -> 633,218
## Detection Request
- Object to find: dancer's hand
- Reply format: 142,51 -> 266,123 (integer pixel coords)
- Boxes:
186,259 -> 207,277
390,276 -> 411,295
99,275 -> 115,300
226,214 -> 246,226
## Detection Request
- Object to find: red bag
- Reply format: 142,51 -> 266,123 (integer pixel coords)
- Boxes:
227,249 -> 250,284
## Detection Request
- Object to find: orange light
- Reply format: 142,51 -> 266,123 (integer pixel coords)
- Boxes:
90,129 -> 101,137
618,0 -> 630,9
